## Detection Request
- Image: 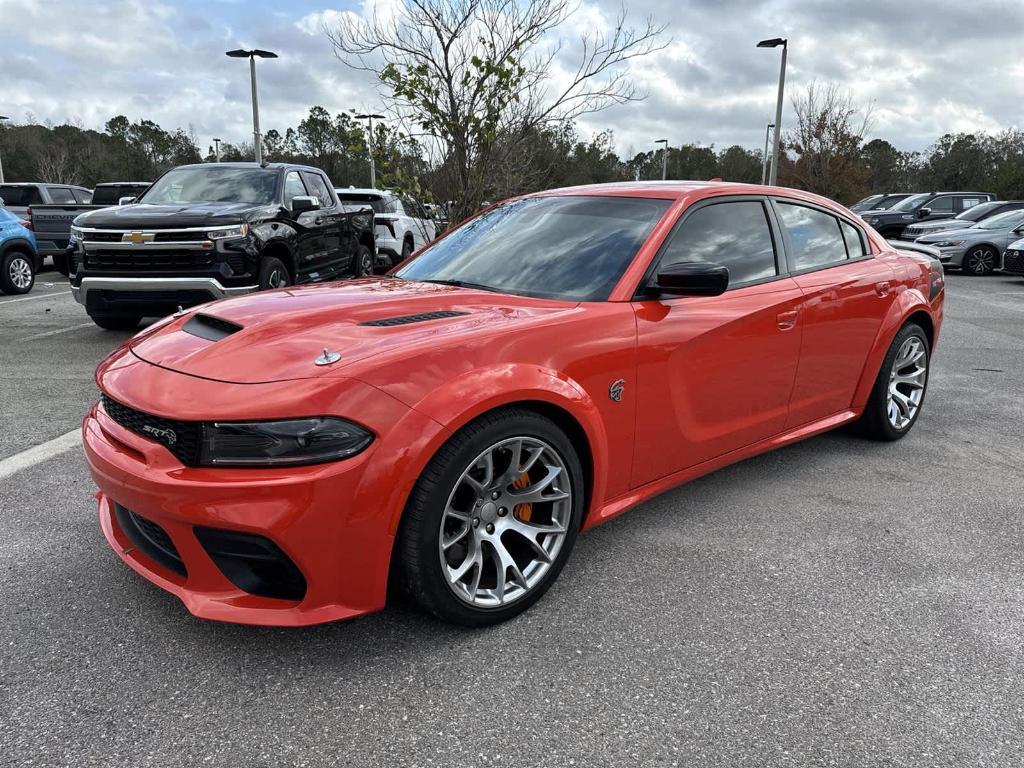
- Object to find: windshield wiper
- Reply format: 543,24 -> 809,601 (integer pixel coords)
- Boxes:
418,278 -> 502,293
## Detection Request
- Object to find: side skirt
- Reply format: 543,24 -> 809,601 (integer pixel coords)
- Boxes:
583,409 -> 859,531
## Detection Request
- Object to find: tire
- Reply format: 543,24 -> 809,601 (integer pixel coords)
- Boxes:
88,313 -> 142,331
0,249 -> 36,295
400,237 -> 414,262
962,245 -> 998,276
396,408 -> 584,626
851,323 -> 930,441
353,244 -> 374,277
258,256 -> 290,290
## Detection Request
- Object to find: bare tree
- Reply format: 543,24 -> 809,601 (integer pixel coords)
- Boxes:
36,144 -> 79,184
781,81 -> 874,202
325,0 -> 666,218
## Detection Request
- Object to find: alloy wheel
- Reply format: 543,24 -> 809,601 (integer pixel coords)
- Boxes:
360,251 -> 374,276
966,247 -> 996,275
887,336 -> 927,430
267,268 -> 288,288
9,256 -> 32,290
439,436 -> 572,608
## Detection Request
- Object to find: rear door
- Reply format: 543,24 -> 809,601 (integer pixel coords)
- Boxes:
772,199 -> 896,428
631,197 -> 804,487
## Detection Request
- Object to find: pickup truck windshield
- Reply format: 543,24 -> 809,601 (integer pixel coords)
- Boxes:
141,168 -> 278,206
396,195 -> 671,301
889,194 -> 931,212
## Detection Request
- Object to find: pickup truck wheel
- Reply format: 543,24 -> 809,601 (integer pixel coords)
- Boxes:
354,245 -> 374,277
88,313 -> 141,331
0,250 -> 36,295
259,257 -> 290,290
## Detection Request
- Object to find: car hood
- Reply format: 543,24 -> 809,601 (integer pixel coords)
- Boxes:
76,202 -> 274,229
917,227 -> 986,243
129,278 -> 577,384
910,219 -> 963,233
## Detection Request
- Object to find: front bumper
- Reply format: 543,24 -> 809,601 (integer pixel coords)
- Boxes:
72,277 -> 257,314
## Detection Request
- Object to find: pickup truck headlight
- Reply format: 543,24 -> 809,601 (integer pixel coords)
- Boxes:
933,240 -> 964,247
69,225 -> 83,242
198,417 -> 373,467
207,223 -> 249,240
867,217 -> 880,225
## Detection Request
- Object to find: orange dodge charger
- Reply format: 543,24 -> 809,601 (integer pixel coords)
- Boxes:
83,182 -> 944,626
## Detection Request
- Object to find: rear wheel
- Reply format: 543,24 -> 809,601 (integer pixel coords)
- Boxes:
0,250 -> 36,295
852,323 -> 930,441
88,313 -> 141,331
962,245 -> 998,275
259,256 -> 290,290
400,237 -> 414,262
396,408 -> 584,626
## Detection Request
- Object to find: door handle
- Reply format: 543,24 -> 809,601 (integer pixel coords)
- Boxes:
776,310 -> 799,330
875,281 -> 891,297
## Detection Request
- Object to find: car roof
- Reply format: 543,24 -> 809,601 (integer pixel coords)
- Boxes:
173,162 -> 325,173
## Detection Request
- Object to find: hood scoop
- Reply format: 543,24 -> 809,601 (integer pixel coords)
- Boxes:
359,310 -> 469,327
182,313 -> 244,341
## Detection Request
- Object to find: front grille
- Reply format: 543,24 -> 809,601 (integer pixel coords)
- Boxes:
114,504 -> 187,577
84,230 -> 210,244
84,231 -> 124,243
360,310 -> 469,327
903,226 -> 923,239
85,249 -> 215,271
101,394 -> 203,466
154,231 -> 209,242
1003,250 -> 1024,274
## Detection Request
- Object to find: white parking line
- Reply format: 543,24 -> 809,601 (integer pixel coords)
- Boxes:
0,429 -> 81,481
16,322 -> 95,342
0,289 -> 72,306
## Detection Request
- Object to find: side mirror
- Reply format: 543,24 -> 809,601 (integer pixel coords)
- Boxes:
118,196 -> 136,206
291,196 -> 319,214
653,261 -> 729,297
916,207 -> 931,218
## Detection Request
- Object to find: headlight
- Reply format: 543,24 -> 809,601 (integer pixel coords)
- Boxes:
868,217 -> 880,225
933,240 -> 964,247
198,417 -> 373,467
207,223 -> 249,240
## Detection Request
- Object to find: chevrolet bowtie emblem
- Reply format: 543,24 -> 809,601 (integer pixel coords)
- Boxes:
123,231 -> 154,244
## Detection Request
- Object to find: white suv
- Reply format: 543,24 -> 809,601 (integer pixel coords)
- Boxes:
335,188 -> 436,270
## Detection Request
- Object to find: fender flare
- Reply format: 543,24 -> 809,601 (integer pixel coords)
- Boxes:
851,288 -> 935,410
0,237 -> 37,258
383,364 -> 610,534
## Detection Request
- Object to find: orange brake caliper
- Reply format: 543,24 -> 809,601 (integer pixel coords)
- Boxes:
512,472 -> 532,522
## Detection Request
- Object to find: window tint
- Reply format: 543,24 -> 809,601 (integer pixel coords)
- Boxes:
777,203 -> 847,270
72,188 -> 92,204
660,201 -> 778,285
48,187 -> 75,204
928,196 -> 954,212
283,172 -> 308,208
301,172 -> 334,206
840,220 -> 866,258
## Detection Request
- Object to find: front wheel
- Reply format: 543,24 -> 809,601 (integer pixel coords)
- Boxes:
962,245 -> 998,276
851,323 -> 930,441
353,245 -> 374,277
396,408 -> 584,626
0,250 -> 36,295
258,256 -> 290,290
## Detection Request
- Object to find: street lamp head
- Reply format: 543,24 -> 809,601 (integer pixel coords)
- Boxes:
225,48 -> 278,58
225,49 -> 250,58
757,38 -> 787,48
354,113 -> 386,120
252,49 -> 278,59
0,115 -> 9,121
655,138 -> 668,145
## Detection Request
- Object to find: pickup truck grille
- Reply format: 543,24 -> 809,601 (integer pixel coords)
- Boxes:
85,249 -> 216,271
84,230 -> 211,243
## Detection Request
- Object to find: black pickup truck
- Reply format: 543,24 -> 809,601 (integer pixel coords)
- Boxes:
30,182 -> 151,275
68,163 -> 376,329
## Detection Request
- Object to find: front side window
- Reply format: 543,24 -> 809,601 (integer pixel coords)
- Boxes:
927,196 -> 954,213
777,202 -> 848,270
659,201 -> 778,286
141,167 -> 279,205
397,195 -> 671,301
283,172 -> 308,208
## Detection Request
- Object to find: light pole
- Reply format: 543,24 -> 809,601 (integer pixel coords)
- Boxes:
0,115 -> 8,184
225,48 -> 278,163
757,37 -> 787,186
761,122 -> 774,185
213,138 -> 222,162
352,110 -> 385,188
655,138 -> 668,180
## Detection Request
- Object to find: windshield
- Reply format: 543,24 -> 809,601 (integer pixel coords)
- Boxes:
954,201 -> 1000,222
889,193 -> 931,212
851,195 -> 882,211
396,195 -> 671,301
975,210 -> 1024,230
140,167 -> 278,205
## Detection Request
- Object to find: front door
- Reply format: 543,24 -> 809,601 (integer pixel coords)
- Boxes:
284,170 -> 329,281
632,198 -> 803,488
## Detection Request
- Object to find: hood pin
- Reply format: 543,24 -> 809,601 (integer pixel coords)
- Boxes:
315,347 -> 341,366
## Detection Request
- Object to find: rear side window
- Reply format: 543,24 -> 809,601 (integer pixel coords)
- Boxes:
301,172 -> 334,207
48,187 -> 76,204
661,201 -> 778,286
0,186 -> 42,205
840,220 -> 867,258
777,203 -> 848,270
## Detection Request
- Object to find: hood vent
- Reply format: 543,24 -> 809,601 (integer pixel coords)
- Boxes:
183,313 -> 244,341
360,310 -> 469,327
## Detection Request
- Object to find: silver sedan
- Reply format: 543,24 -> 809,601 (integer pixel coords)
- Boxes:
908,209 -> 1024,275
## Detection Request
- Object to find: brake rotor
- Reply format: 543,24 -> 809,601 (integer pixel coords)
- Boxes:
512,472 -> 532,522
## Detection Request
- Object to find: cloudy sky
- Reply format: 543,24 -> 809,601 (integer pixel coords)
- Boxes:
2,0 -> 1022,161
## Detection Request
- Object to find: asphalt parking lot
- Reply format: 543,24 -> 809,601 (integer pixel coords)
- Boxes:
2,271 -> 1023,767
